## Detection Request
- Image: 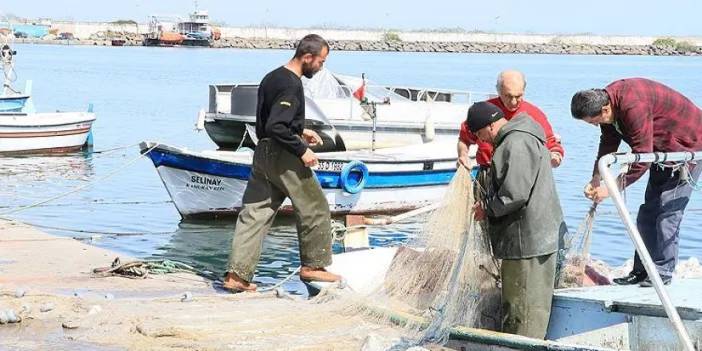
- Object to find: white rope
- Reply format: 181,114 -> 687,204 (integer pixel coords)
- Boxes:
1,123 -> 196,215
0,217 -> 176,237
258,266 -> 302,292
0,143 -> 161,216
91,142 -> 143,155
0,200 -> 172,209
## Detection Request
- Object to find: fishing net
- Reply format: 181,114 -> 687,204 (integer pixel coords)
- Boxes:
556,204 -> 598,288
556,163 -> 635,288
113,166 -> 499,350
305,166 -> 502,349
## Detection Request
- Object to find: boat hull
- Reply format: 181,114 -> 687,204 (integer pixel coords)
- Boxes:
142,142 -> 457,218
0,112 -> 96,154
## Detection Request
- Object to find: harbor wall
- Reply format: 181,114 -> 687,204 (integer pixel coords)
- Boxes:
50,21 -> 146,38
218,27 -> 702,47
6,21 -> 702,56
43,22 -> 702,47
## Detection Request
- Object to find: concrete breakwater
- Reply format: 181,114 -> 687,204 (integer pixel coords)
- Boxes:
15,36 -> 702,56
213,37 -> 702,56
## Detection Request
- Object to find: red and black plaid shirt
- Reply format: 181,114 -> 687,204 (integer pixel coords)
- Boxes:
595,78 -> 702,185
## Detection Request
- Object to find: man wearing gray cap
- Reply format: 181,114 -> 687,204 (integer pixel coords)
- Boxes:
469,101 -> 564,339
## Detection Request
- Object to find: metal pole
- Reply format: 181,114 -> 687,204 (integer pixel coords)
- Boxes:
598,153 -> 696,351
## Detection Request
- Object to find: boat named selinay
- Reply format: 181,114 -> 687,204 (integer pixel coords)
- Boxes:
141,140 -> 459,219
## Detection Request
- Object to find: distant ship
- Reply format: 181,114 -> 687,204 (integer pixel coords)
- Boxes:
143,10 -> 219,47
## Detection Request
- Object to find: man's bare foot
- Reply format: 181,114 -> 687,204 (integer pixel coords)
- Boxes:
223,272 -> 257,292
299,266 -> 341,282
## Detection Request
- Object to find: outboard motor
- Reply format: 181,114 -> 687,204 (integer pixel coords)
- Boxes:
1,44 -> 15,65
2,44 -> 18,95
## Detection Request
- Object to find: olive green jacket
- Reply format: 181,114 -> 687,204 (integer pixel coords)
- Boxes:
486,114 -> 564,259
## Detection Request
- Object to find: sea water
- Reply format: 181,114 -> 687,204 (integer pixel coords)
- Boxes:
2,44 -> 701,293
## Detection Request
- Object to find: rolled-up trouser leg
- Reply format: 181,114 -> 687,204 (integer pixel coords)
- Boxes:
227,141 -> 286,282
270,142 -> 332,268
501,252 -> 556,339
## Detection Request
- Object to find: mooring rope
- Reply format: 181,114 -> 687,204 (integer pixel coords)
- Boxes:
0,218 -> 177,237
0,200 -> 173,210
93,257 -> 221,282
258,266 -> 303,293
90,142 -> 144,156
0,143 -> 160,216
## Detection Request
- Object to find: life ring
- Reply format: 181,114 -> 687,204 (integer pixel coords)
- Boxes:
339,160 -> 368,194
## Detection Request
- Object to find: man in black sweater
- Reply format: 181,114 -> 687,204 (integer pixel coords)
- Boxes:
224,34 -> 340,292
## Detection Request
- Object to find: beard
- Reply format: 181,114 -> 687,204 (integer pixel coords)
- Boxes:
302,62 -> 319,78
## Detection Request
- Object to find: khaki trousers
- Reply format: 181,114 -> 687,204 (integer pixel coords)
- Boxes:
227,139 -> 332,282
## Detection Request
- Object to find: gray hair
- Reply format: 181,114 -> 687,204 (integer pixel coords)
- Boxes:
570,89 -> 610,119
496,70 -> 527,92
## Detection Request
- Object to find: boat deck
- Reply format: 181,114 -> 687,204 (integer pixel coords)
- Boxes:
549,279 -> 702,350
554,279 -> 702,320
161,140 -> 460,164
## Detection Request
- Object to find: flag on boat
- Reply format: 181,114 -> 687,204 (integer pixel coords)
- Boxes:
353,73 -> 366,101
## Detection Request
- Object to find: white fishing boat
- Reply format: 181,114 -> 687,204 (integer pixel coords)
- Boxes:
0,111 -> 95,153
140,140 -> 460,219
197,69 -> 493,151
0,41 -> 96,154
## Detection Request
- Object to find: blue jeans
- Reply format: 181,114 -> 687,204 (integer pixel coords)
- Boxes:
633,162 -> 702,278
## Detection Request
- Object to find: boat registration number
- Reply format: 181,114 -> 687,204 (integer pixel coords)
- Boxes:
317,161 -> 345,171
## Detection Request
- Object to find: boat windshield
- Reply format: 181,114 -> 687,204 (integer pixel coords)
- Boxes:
303,68 -> 409,103
303,96 -> 334,126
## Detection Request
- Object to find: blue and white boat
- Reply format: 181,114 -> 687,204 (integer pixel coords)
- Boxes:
0,42 -> 96,154
140,141 -> 459,219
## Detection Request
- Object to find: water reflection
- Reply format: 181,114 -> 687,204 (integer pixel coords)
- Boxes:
147,216 -> 416,294
0,151 -> 95,210
0,151 -> 94,181
3,46 -> 700,291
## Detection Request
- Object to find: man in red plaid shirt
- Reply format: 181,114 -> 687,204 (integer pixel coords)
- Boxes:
457,70 -> 565,170
571,78 -> 702,287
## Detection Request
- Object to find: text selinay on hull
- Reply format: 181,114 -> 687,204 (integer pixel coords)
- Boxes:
190,175 -> 222,186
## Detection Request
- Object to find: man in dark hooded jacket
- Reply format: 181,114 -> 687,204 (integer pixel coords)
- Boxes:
469,101 -> 564,339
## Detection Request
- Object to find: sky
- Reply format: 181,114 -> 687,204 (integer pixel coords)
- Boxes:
2,0 -> 701,36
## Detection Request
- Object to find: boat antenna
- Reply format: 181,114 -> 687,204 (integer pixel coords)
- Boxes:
358,73 -> 378,151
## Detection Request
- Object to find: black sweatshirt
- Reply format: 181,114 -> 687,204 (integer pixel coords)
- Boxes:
255,66 -> 308,157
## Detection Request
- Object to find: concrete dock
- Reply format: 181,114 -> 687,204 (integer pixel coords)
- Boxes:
0,219 -> 405,350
